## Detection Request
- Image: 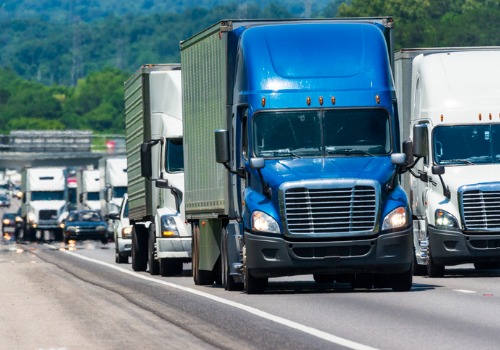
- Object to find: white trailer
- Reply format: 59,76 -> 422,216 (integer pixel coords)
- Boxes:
21,167 -> 68,242
77,169 -> 101,211
125,64 -> 191,276
396,47 -> 500,276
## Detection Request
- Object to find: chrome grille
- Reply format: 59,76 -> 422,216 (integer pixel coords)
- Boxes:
462,189 -> 500,231
283,184 -> 377,237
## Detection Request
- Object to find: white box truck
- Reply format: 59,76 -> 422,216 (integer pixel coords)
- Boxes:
77,168 -> 101,211
125,64 -> 191,276
21,167 -> 68,242
99,156 -> 128,237
396,47 -> 500,276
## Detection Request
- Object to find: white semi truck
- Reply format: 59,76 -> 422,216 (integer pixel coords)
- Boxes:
77,168 -> 101,211
99,156 -> 128,237
396,47 -> 500,276
21,167 -> 68,242
125,64 -> 191,276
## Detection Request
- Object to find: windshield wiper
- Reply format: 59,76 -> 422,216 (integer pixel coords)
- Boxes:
261,149 -> 301,158
441,159 -> 474,165
327,148 -> 373,156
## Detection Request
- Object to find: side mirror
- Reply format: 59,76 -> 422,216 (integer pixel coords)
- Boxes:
402,140 -> 413,164
432,165 -> 445,175
390,153 -> 406,165
140,143 -> 153,178
106,186 -> 113,202
250,157 -> 265,170
413,124 -> 428,157
79,193 -> 84,203
155,179 -> 169,188
108,212 -> 119,220
214,130 -> 230,163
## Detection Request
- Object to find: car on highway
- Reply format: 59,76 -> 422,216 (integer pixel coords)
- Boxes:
2,211 -> 21,240
109,193 -> 131,263
63,210 -> 108,244
0,193 -> 10,207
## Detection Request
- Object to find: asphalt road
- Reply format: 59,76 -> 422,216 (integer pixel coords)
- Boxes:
3,203 -> 500,349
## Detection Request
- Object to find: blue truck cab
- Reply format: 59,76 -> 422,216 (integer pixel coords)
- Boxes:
181,18 -> 412,294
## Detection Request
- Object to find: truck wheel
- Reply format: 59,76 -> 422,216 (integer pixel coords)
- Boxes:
148,227 -> 159,275
427,249 -> 445,277
192,225 -> 214,285
243,245 -> 268,294
131,227 -> 147,271
391,265 -> 413,292
313,274 -> 335,284
159,258 -> 183,276
221,228 -> 243,291
54,228 -> 63,242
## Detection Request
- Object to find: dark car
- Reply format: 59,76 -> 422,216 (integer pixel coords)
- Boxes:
0,193 -> 10,207
2,211 -> 21,241
63,210 -> 108,244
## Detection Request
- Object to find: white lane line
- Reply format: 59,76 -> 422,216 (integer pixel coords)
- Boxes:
61,249 -> 379,350
454,289 -> 476,294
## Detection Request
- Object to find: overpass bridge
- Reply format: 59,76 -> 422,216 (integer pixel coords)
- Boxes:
0,131 -> 125,170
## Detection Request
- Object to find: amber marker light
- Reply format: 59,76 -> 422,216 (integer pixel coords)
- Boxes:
331,96 -> 336,105
261,97 -> 266,107
319,96 -> 324,106
375,95 -> 380,104
162,230 -> 176,237
306,97 -> 311,106
490,113 -> 493,120
440,114 -> 444,122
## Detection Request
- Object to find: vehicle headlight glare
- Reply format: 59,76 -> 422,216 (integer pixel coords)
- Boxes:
382,207 -> 408,230
161,215 -> 179,238
435,209 -> 458,229
252,211 -> 280,234
122,226 -> 132,238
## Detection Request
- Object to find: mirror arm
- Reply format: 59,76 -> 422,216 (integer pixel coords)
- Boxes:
221,162 -> 245,179
436,174 -> 451,199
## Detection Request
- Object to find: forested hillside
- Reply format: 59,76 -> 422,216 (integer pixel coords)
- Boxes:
0,0 -> 499,134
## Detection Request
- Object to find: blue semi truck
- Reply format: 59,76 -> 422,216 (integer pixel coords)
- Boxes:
180,18 -> 413,293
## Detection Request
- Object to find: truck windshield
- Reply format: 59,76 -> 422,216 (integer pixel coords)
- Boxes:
166,138 -> 184,173
87,192 -> 100,201
31,191 -> 65,201
433,124 -> 500,165
253,109 -> 391,158
113,187 -> 127,198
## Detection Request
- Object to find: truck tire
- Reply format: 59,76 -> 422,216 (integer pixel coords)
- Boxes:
159,258 -> 183,276
131,227 -> 147,271
221,228 -> 243,291
391,266 -> 413,292
192,225 -> 214,285
148,227 -> 159,275
427,248 -> 445,278
243,245 -> 268,294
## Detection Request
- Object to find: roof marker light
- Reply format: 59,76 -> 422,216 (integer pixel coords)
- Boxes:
440,114 -> 444,122
306,97 -> 311,106
331,96 -> 336,105
319,96 -> 323,106
489,113 -> 492,120
375,95 -> 380,104
261,97 -> 266,107
479,113 -> 482,121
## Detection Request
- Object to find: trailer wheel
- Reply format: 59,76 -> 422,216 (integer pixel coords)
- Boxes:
243,245 -> 268,294
160,258 -> 183,276
148,226 -> 159,275
221,227 -> 243,291
131,226 -> 147,271
192,225 -> 214,285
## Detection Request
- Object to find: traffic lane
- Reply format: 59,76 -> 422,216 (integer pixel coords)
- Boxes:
35,243 -> 345,350
60,243 -> 500,350
0,242 -> 213,350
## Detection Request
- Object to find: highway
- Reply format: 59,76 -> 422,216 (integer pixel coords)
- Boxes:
2,203 -> 500,349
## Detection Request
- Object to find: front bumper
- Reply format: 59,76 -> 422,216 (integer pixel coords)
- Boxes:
428,225 -> 500,265
156,237 -> 192,259
245,227 -> 413,278
116,237 -> 132,256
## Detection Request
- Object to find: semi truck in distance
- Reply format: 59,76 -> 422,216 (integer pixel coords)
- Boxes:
77,168 -> 101,211
99,156 -> 128,237
125,64 -> 191,276
180,18 -> 413,293
395,47 -> 500,277
21,167 -> 68,242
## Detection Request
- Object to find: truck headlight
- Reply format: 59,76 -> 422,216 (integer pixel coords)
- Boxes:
122,226 -> 132,239
252,211 -> 280,234
435,209 -> 459,229
382,207 -> 408,230
161,215 -> 179,237
27,212 -> 37,224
